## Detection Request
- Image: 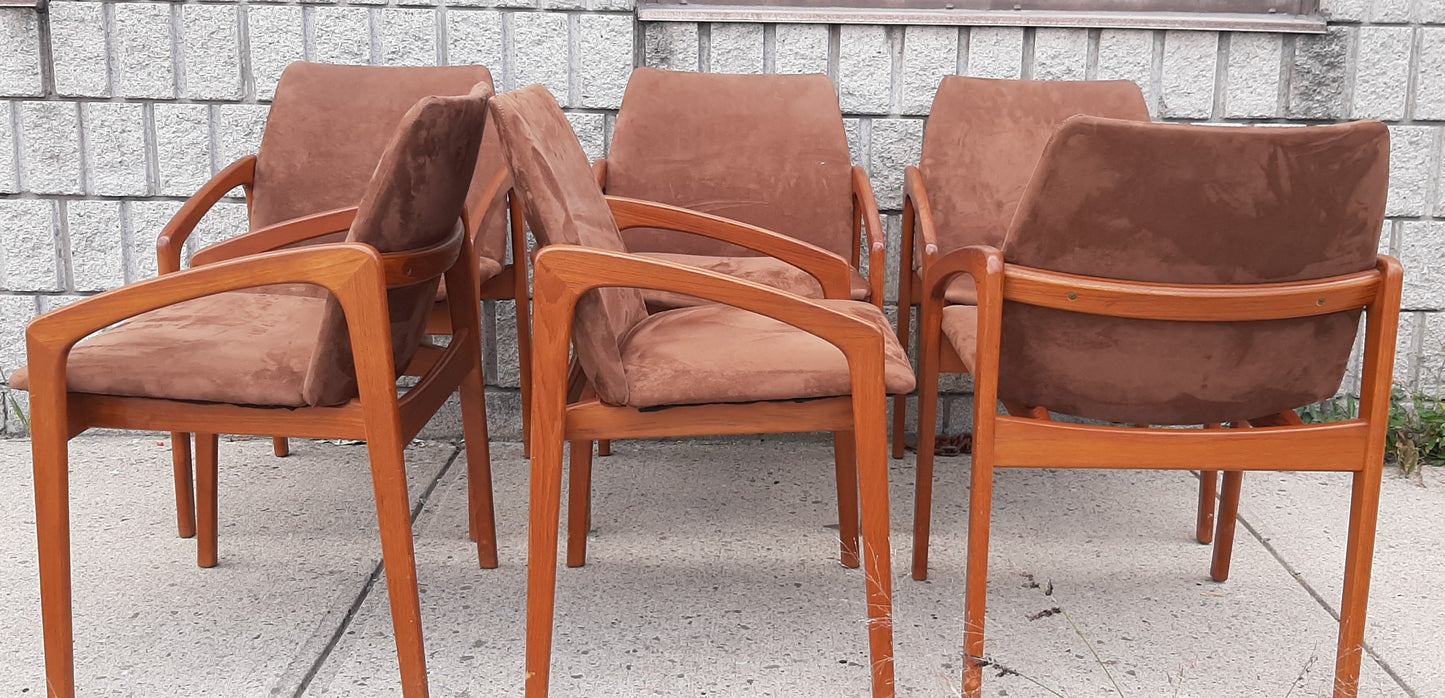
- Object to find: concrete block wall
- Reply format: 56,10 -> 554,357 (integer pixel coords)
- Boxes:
2,0 -> 1443,436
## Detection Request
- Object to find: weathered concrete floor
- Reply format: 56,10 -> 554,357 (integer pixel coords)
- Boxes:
0,435 -> 1440,697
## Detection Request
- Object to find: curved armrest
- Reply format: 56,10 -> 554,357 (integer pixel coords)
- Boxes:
852,166 -> 886,307
923,245 -> 1004,306
157,156 -> 257,274
605,196 -> 855,300
190,207 -> 358,268
904,166 -> 940,273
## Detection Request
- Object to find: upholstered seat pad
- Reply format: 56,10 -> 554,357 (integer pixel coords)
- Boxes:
9,292 -> 326,408
619,299 -> 916,409
636,252 -> 870,310
939,305 -> 979,374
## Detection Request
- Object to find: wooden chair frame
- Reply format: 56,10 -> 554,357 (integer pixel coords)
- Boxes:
29,217 -> 497,697
915,245 -> 1402,697
523,226 -> 897,697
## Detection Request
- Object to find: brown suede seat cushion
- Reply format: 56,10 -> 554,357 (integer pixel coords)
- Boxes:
939,305 -> 978,374
636,252 -> 870,311
8,292 -> 324,407
619,299 -> 916,409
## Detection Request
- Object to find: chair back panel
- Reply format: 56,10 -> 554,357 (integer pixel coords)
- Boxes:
489,85 -> 649,406
996,118 -> 1389,425
302,85 -> 492,406
605,68 -> 855,259
921,77 -> 1150,255
252,62 -> 510,265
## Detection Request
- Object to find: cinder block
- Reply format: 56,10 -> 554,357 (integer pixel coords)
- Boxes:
379,9 -> 438,66
1288,27 -> 1348,120
20,102 -> 83,196
0,102 -> 15,194
577,15 -> 633,109
125,201 -> 181,282
66,201 -> 126,293
843,117 -> 862,167
901,26 -> 957,116
1159,31 -> 1217,119
1224,32 -> 1281,119
189,201 -> 250,253
310,6 -> 372,66
709,23 -> 764,74
1386,126 -> 1437,217
0,295 -> 37,384
493,299 -> 522,388
774,24 -> 828,75
113,3 -> 176,99
1032,27 -> 1087,82
153,104 -> 213,198
446,10 -> 504,69
837,26 -> 893,115
1097,29 -> 1155,115
589,0 -> 634,10
1318,0 -> 1367,21
248,5 -> 306,101
216,104 -> 270,175
1353,26 -> 1412,120
1399,220 -> 1445,310
1415,312 -> 1445,394
511,12 -> 570,104
867,118 -> 923,211
0,10 -> 42,97
446,0 -> 538,9
48,1 -> 109,97
967,27 -> 1023,80
567,112 -> 606,160
1417,28 -> 1445,120
0,199 -> 60,292
644,22 -> 699,72
1419,0 -> 1445,24
183,5 -> 243,100
83,103 -> 148,197
1369,0 -> 1411,22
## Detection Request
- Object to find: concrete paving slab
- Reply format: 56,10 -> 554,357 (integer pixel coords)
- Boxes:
1232,467 -> 1445,696
0,435 -> 455,697
308,440 -> 1408,698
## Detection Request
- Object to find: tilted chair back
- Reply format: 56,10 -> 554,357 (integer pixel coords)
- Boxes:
606,67 -> 855,259
487,84 -> 649,407
303,84 -> 494,406
997,117 -> 1389,425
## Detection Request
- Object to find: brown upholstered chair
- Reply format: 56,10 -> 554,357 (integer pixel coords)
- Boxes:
13,86 -> 497,698
155,62 -> 533,542
490,84 -> 913,698
893,76 -> 1152,460
916,117 -> 1398,697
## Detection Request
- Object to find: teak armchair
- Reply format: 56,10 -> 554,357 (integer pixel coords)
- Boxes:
154,62 -> 534,541
915,117 -> 1397,697
489,85 -> 915,698
12,87 -> 497,698
893,76 -> 1150,462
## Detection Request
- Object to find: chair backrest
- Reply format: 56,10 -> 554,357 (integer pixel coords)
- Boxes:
489,85 -> 649,407
995,117 -> 1390,425
302,85 -> 493,407
605,67 -> 855,259
252,62 -> 509,264
920,76 -> 1150,255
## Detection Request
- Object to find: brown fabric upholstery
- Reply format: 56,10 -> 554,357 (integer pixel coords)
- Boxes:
939,305 -> 978,375
9,292 -> 324,407
983,117 -> 1390,426
636,252 -> 870,311
621,300 -> 916,409
251,62 -> 509,268
606,68 -> 856,260
303,85 -> 492,406
919,76 -> 1151,294
488,85 -> 649,406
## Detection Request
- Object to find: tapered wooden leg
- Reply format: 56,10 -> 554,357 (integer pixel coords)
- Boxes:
170,431 -> 196,539
196,433 -> 219,568
960,444 -> 995,698
1196,470 -> 1218,544
891,304 -> 912,461
525,425 -> 566,698
364,434 -> 429,698
833,430 -> 860,569
1334,465 -> 1383,697
853,392 -> 896,697
31,385 -> 76,698
1210,471 -> 1243,582
460,359 -> 498,569
566,440 -> 594,568
911,314 -> 942,581
596,440 -> 611,457
272,437 -> 290,458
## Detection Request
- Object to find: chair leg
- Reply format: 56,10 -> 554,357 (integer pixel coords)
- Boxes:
1196,470 -> 1218,544
911,336 -> 942,581
516,293 -> 534,461
170,431 -> 196,539
566,440 -> 594,568
1209,471 -> 1243,582
272,437 -> 290,458
853,399 -> 896,697
891,310 -> 912,462
960,442 -> 996,698
365,435 -> 430,698
833,430 -> 860,569
1333,465 -> 1383,697
525,423 -> 567,698
196,433 -> 219,569
31,390 -> 76,698
460,359 -> 498,569
597,439 -> 612,457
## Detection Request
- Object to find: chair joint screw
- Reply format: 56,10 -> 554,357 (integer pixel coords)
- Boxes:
1066,292 -> 1078,300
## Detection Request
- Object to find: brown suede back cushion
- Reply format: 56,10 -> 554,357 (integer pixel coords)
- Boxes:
489,85 -> 648,406
605,67 -> 855,259
252,63 -> 508,265
997,117 -> 1389,425
302,85 -> 492,406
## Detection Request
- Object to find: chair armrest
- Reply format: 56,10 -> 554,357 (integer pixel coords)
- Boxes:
605,195 -> 855,300
904,166 -> 941,275
157,155 -> 257,275
190,207 -> 358,268
592,158 -> 607,189
923,245 -> 1004,307
852,166 -> 886,307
